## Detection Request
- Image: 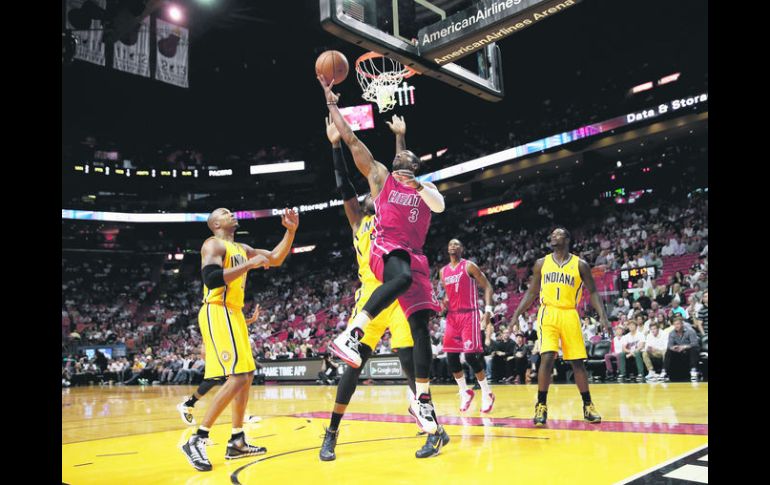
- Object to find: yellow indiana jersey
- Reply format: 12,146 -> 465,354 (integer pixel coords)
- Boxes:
354,215 -> 378,284
203,238 -> 248,310
539,253 -> 583,309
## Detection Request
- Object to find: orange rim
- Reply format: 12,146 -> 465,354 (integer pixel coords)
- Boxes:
355,51 -> 418,80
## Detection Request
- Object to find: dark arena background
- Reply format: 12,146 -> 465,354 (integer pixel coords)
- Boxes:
62,1 -> 708,483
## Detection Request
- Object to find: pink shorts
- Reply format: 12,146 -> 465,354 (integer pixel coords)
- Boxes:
442,311 -> 483,353
369,243 -> 440,319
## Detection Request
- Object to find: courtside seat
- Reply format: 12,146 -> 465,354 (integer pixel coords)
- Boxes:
586,340 -> 611,381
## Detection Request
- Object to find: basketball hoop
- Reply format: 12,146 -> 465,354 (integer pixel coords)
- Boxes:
355,52 -> 418,113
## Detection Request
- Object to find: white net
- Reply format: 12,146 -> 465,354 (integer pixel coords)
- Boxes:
355,55 -> 411,113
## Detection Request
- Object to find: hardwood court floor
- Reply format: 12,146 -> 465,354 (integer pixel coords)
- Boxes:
63,382 -> 708,484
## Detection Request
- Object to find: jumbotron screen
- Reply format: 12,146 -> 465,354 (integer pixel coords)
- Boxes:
339,104 -> 374,131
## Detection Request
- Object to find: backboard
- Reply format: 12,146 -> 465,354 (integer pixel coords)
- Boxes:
320,0 -> 505,101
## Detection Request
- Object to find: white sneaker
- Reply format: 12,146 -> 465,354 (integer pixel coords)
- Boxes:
245,415 -> 262,424
459,389 -> 475,412
481,392 -> 495,414
644,372 -> 656,380
409,393 -> 438,434
690,369 -> 699,381
329,327 -> 364,368
659,371 -> 670,382
177,400 -> 195,425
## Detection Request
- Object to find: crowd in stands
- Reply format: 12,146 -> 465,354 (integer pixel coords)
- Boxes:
62,179 -> 708,386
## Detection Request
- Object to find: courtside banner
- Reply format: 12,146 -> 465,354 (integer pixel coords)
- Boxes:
113,16 -> 150,77
418,0 -> 581,64
155,18 -> 189,88
258,359 -> 324,381
66,0 -> 106,66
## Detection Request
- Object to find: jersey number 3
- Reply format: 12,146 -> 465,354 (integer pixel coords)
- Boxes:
409,208 -> 419,223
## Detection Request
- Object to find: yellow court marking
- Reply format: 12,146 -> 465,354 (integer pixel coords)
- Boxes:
63,383 -> 707,484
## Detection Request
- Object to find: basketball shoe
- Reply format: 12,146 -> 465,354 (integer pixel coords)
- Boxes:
408,393 -> 438,434
330,327 -> 364,368
225,433 -> 267,460
481,392 -> 495,413
181,434 -> 212,471
415,426 -> 450,458
177,399 -> 195,425
319,427 -> 339,461
583,403 -> 602,423
459,389 -> 475,412
533,403 -> 548,427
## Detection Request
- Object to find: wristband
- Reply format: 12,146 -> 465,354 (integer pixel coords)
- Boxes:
327,102 -> 337,105
485,305 -> 493,314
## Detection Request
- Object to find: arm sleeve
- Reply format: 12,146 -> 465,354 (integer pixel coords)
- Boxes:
417,183 -> 445,213
333,145 -> 358,201
202,264 -> 226,289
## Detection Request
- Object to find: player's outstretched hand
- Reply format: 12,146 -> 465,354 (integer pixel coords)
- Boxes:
281,208 -> 299,233
245,304 -> 261,325
248,254 -> 270,270
385,114 -> 406,135
317,75 -> 340,105
326,115 -> 341,144
393,169 -> 421,189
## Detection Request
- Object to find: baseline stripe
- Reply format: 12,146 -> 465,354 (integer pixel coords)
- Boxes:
292,412 -> 708,435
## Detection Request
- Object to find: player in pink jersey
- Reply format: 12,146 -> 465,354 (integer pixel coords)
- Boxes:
439,239 -> 496,413
319,75 -> 447,458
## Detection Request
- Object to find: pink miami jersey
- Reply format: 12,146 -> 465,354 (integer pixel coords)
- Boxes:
372,173 -> 431,255
369,173 -> 440,318
441,259 -> 483,353
441,259 -> 478,313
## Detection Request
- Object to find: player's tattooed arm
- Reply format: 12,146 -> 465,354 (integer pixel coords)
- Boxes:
386,114 -> 407,154
467,262 -> 495,322
201,238 -> 268,286
512,258 -> 544,322
579,259 -> 611,333
318,74 -> 388,197
240,209 -> 299,267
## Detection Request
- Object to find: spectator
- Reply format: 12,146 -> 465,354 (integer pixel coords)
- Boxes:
621,321 -> 646,381
641,322 -> 667,381
604,326 -> 626,381
510,333 -> 531,384
663,316 -> 701,381
693,291 -> 708,335
490,329 -> 515,383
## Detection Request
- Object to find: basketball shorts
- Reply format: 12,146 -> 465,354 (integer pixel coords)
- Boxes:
198,303 -> 256,379
352,276 -> 414,350
369,243 -> 441,319
536,305 -> 587,360
442,310 -> 483,353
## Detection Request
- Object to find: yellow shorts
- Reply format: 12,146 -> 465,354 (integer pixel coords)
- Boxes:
352,277 -> 413,350
198,303 -> 256,379
536,305 -> 587,360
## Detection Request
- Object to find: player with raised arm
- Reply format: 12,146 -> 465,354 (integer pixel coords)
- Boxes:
319,75 -> 447,458
511,228 -> 608,427
180,208 -> 298,472
319,115 -> 446,461
439,239 -> 496,413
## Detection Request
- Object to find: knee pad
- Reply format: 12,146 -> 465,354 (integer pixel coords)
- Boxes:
446,353 -> 462,374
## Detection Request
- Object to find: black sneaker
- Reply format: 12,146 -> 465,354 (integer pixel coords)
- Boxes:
181,434 -> 212,471
319,427 -> 339,461
225,435 -> 267,460
415,426 -> 448,458
583,402 -> 602,423
533,403 -> 548,427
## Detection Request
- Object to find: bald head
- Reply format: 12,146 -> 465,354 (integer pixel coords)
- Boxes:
448,238 -> 464,257
207,208 -> 238,234
392,149 -> 420,172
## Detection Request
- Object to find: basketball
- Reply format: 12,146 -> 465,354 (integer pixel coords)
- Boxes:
315,50 -> 348,85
